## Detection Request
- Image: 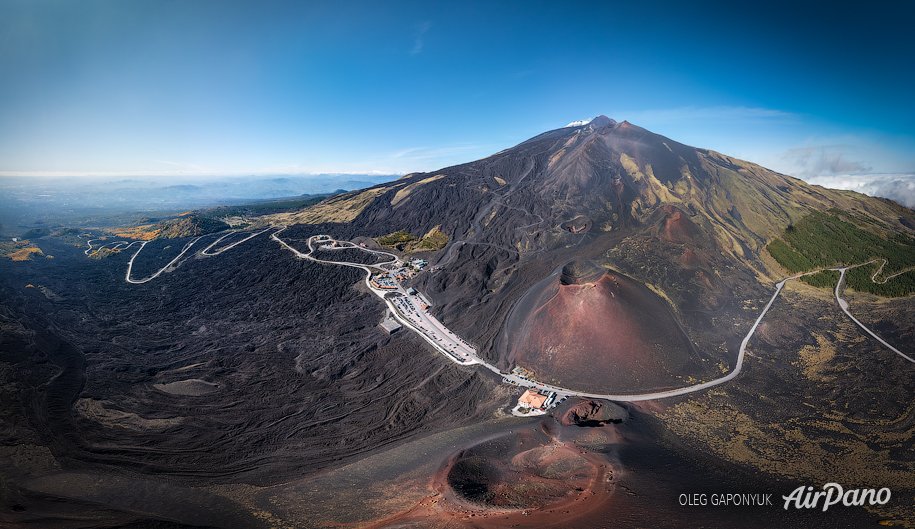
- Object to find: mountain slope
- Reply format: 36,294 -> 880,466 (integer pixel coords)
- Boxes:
274,116 -> 912,259
269,116 -> 915,393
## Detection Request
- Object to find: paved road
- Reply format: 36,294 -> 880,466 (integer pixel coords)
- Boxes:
272,228 -> 480,365
86,226 -> 267,281
201,227 -> 271,256
125,237 -> 202,284
500,276 -> 792,401
836,266 -> 915,364
270,231 -> 913,402
84,238 -> 134,256
100,224 -> 911,401
868,258 -> 915,285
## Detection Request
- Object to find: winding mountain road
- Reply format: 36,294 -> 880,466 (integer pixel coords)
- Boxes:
269,231 -> 914,403
201,227 -> 271,256
125,237 -> 202,284
96,224 -> 911,402
271,228 -> 479,365
87,226 -> 267,283
869,258 -> 915,285
836,266 -> 915,364
84,238 -> 134,256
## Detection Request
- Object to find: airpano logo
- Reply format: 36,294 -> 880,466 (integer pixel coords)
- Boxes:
782,483 -> 891,511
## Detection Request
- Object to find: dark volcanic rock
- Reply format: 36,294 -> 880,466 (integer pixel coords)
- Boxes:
2,115 -> 915,528
0,231 -> 498,489
329,115 -> 915,392
559,260 -> 604,286
561,399 -> 628,426
588,115 -> 616,128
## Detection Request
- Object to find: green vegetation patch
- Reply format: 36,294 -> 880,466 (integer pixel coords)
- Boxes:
376,226 -> 449,252
413,226 -> 449,251
376,230 -> 417,248
20,228 -> 50,239
766,238 -> 813,272
766,210 -> 915,296
799,270 -> 840,289
846,263 -> 915,297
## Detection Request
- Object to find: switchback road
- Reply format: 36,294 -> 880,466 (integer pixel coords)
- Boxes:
98,225 -> 912,403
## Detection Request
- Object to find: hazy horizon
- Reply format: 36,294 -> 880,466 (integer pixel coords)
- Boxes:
0,172 -> 398,236
2,1 -> 914,206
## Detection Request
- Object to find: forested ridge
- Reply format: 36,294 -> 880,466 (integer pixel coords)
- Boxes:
767,210 -> 915,296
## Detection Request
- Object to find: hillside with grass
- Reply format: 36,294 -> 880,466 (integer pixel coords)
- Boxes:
376,226 -> 449,252
767,210 -> 915,296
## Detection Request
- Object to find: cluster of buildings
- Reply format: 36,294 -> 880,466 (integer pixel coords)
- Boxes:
391,267 -> 415,281
517,388 -> 558,412
507,365 -> 561,415
369,274 -> 399,290
386,258 -> 427,280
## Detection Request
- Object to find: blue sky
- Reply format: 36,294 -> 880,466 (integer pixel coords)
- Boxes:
1,0 -> 914,202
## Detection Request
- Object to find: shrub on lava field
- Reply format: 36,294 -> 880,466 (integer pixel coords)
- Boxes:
376,230 -> 416,248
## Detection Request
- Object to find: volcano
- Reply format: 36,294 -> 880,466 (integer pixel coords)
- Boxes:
3,115 -> 915,528
502,261 -> 702,393
267,115 -> 915,393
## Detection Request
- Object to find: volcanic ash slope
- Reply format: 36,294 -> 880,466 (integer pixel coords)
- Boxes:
502,260 -> 702,393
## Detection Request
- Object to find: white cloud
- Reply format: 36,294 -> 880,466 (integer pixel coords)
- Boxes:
410,21 -> 431,55
805,173 -> 915,208
779,145 -> 872,178
771,142 -> 915,206
390,144 -> 482,161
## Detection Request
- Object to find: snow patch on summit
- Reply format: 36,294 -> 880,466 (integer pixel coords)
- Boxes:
564,118 -> 594,128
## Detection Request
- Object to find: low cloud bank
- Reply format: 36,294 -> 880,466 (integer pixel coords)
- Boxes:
780,145 -> 875,178
804,173 -> 915,208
